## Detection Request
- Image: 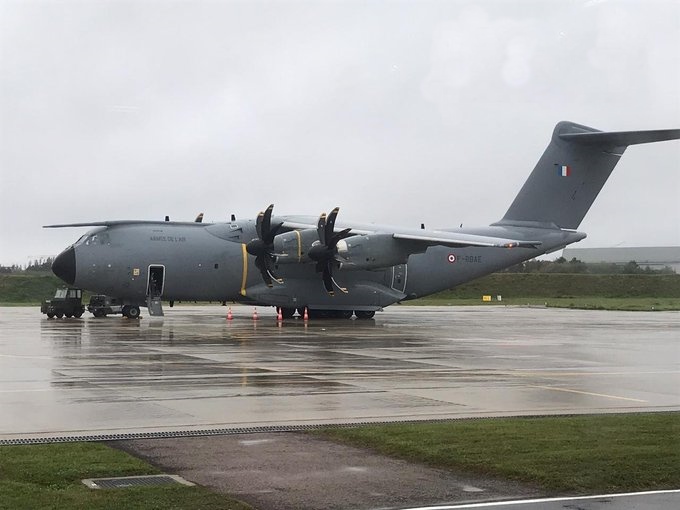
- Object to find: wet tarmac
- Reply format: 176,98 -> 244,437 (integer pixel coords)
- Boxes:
0,305 -> 678,441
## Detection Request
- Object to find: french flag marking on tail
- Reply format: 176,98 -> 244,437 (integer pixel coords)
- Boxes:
557,164 -> 571,177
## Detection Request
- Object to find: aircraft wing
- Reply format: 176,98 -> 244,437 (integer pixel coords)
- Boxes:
43,220 -> 212,228
392,232 -> 541,249
282,220 -> 541,249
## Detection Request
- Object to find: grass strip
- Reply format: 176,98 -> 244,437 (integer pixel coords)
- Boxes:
404,297 -> 680,311
314,413 -> 680,494
0,442 -> 252,510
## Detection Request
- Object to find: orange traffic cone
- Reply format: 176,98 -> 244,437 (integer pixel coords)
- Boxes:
252,307 -> 258,321
303,307 -> 309,321
277,307 -> 283,321
227,306 -> 233,321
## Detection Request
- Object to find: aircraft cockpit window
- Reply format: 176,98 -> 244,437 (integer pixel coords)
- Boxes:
74,235 -> 87,246
84,233 -> 110,246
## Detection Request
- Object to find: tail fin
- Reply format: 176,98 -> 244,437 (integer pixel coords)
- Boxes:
496,121 -> 680,230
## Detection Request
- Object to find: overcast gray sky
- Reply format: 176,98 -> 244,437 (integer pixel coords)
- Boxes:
1,0 -> 679,266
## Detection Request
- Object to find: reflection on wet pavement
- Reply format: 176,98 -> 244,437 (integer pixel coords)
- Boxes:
0,305 -> 678,440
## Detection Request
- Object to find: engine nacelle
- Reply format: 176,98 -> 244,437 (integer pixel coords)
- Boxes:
272,229 -> 319,263
336,234 -> 414,270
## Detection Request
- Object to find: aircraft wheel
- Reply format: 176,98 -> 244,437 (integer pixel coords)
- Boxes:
123,305 -> 141,319
47,312 -> 55,319
281,307 -> 296,319
55,312 -> 64,319
355,310 -> 375,319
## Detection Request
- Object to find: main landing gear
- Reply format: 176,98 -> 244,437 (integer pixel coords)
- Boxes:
293,308 -> 375,319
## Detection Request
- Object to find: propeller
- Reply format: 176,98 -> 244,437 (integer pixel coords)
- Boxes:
308,207 -> 352,295
246,204 -> 284,287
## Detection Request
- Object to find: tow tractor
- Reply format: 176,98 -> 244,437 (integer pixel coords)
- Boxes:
41,287 -> 85,318
87,295 -> 126,318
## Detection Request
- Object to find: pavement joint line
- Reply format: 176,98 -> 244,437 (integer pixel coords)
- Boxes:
0,411 -> 669,445
401,489 -> 680,509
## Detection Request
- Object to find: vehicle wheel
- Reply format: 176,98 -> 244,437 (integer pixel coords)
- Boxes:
338,310 -> 353,319
355,310 -> 375,319
47,312 -> 55,319
65,313 -> 73,318
124,305 -> 141,319
92,310 -> 104,318
281,307 -> 296,319
55,312 -> 64,319
74,311 -> 83,318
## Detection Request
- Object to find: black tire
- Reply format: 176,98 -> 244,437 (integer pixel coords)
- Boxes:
55,312 -> 64,319
355,310 -> 375,319
47,312 -> 55,319
65,313 -> 73,318
338,310 -> 353,319
74,311 -> 83,318
93,310 -> 105,318
125,305 -> 141,319
281,307 -> 296,319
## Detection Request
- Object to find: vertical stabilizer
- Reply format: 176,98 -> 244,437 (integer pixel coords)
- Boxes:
496,121 -> 680,230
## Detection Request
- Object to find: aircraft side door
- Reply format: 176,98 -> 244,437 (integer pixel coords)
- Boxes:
390,264 -> 407,293
147,265 -> 165,297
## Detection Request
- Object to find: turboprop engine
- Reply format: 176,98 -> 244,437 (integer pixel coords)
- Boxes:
271,228 -> 319,264
335,234 -> 416,270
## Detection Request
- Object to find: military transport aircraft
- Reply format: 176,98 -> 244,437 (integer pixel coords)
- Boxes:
46,121 -> 680,319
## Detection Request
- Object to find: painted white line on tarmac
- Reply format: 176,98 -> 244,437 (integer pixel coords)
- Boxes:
528,385 -> 648,403
402,489 -> 680,509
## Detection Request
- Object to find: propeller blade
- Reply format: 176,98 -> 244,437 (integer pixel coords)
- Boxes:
321,265 -> 334,295
255,210 -> 265,241
317,212 -> 327,246
254,257 -> 273,288
311,207 -> 352,295
326,207 -> 340,243
248,204 -> 284,287
329,228 -> 352,249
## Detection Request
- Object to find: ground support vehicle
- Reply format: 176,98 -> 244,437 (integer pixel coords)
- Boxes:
41,288 -> 84,318
87,295 -> 126,318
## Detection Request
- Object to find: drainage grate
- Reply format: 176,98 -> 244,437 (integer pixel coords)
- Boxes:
82,474 -> 194,489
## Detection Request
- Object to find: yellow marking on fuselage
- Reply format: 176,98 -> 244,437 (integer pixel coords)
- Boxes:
240,243 -> 248,296
295,230 -> 302,262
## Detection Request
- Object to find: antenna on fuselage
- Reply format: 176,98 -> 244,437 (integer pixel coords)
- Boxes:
165,216 -> 170,222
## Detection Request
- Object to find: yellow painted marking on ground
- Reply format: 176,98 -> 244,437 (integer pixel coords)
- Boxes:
529,385 -> 648,403
240,244 -> 248,296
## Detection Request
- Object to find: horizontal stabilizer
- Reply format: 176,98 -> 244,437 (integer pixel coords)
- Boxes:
560,128 -> 680,147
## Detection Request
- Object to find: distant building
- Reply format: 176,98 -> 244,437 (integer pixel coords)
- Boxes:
562,247 -> 680,273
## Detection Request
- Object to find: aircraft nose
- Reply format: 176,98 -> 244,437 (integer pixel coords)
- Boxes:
52,246 -> 76,285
